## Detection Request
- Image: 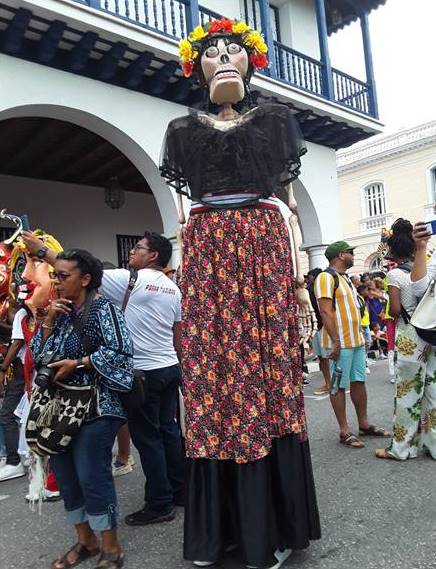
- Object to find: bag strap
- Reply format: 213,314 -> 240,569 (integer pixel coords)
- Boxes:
324,267 -> 340,310
121,268 -> 138,312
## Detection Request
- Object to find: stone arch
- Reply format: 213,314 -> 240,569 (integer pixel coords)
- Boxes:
292,178 -> 322,247
0,103 -> 178,238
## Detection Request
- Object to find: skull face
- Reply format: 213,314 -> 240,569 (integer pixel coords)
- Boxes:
200,38 -> 249,105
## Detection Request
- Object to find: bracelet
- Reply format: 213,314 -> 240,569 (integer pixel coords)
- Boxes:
76,357 -> 86,370
42,324 -> 54,330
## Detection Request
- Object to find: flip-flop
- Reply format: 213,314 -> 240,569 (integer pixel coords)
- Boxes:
340,432 -> 365,448
93,551 -> 125,569
359,424 -> 391,437
51,543 -> 100,569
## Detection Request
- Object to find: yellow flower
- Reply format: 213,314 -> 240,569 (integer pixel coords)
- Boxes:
188,25 -> 208,42
232,21 -> 250,35
243,31 -> 268,54
179,39 -> 194,63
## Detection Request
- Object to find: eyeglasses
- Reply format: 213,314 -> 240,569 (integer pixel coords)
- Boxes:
50,271 -> 72,282
131,244 -> 150,253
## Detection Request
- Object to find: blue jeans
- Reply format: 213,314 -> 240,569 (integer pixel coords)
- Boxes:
128,364 -> 183,512
51,416 -> 123,531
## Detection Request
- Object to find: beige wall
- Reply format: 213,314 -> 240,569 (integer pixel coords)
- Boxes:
338,141 -> 436,275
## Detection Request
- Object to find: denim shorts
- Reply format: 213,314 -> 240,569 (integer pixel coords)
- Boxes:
322,345 -> 367,388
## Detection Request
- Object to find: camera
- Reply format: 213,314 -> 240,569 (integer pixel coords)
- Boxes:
34,351 -> 62,389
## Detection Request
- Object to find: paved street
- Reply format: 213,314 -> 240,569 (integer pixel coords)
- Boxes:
1,360 -> 435,569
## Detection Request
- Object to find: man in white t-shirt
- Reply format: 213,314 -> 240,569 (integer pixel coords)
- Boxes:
0,307 -> 27,481
101,232 -> 183,526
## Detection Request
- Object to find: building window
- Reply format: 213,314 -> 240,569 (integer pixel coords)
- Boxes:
430,167 -> 436,203
0,227 -> 14,242
364,182 -> 386,218
242,1 -> 281,42
116,234 -> 142,268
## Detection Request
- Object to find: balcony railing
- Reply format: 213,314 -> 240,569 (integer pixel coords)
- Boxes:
274,41 -> 323,96
79,0 -> 376,117
359,214 -> 392,233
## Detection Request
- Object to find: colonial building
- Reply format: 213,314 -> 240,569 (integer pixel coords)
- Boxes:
337,120 -> 436,275
0,0 -> 384,267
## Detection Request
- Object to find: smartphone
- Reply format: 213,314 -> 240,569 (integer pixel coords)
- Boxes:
425,220 -> 436,235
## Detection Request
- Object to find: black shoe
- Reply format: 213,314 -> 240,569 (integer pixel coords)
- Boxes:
125,505 -> 175,526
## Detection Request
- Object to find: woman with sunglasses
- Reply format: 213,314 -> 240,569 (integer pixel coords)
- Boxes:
31,249 -> 133,569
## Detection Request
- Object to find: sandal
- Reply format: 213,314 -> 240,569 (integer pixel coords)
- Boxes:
374,448 -> 398,460
51,543 -> 100,569
359,424 -> 391,437
94,551 -> 125,569
339,432 -> 365,448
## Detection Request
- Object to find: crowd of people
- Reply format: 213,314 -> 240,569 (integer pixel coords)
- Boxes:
0,13 -> 435,569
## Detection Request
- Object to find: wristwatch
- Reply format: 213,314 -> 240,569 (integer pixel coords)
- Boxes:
36,246 -> 48,260
76,357 -> 85,370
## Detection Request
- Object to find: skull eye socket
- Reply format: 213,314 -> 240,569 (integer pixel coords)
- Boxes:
227,43 -> 242,55
205,45 -> 219,58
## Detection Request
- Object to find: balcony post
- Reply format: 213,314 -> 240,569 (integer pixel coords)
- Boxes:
185,0 -> 200,34
360,12 -> 379,119
314,0 -> 334,101
258,0 -> 276,78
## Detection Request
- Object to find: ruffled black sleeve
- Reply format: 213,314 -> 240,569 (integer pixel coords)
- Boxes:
160,116 -> 191,196
251,103 -> 306,188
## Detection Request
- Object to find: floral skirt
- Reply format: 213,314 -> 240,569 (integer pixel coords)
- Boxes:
180,205 -> 307,463
389,319 -> 436,459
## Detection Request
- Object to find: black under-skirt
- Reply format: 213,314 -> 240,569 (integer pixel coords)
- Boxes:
184,434 -> 321,567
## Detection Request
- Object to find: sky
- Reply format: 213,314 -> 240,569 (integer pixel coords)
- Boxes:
329,0 -> 434,132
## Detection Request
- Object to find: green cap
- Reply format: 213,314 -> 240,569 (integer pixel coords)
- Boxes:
325,240 -> 355,261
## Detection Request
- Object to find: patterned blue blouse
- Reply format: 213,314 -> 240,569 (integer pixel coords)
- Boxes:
31,296 -> 134,421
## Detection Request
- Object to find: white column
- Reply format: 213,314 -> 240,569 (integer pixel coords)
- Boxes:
304,244 -> 328,270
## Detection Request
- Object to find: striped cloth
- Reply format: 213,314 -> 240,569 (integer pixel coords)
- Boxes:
314,271 -> 364,349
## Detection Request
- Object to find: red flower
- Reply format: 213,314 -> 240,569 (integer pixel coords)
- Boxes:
208,18 -> 234,34
250,52 -> 268,69
182,61 -> 194,77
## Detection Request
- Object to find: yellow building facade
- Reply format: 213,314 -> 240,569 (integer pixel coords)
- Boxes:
337,121 -> 436,275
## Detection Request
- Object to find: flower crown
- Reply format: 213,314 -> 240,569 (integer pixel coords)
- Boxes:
178,18 -> 269,78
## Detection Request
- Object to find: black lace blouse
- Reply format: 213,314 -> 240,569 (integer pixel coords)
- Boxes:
160,103 -> 306,206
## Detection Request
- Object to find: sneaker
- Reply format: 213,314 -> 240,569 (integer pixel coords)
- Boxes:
125,505 -> 175,526
302,373 -> 310,386
0,462 -> 25,481
26,488 -> 61,502
193,562 -> 215,567
390,377 -> 396,384
313,385 -> 329,395
366,366 -> 371,374
112,460 -> 133,477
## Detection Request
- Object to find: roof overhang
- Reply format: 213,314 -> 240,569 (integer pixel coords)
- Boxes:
327,0 -> 387,34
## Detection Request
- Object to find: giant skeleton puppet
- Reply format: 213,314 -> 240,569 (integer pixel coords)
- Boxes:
160,18 -> 320,568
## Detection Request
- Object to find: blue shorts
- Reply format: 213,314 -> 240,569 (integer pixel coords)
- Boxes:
322,345 -> 366,388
